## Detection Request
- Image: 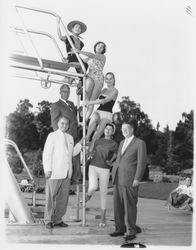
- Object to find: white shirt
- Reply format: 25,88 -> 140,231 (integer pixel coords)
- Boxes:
43,129 -> 82,179
176,185 -> 193,197
121,135 -> 134,154
60,98 -> 68,104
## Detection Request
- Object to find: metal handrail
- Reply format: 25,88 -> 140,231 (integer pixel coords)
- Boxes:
15,5 -> 86,75
11,27 -> 65,63
5,139 -> 34,183
15,6 -> 43,69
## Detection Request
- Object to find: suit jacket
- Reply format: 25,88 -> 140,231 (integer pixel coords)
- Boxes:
42,129 -> 82,179
112,137 -> 147,187
51,99 -> 78,142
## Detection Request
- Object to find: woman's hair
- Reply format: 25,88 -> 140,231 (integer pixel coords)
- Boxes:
105,123 -> 116,134
105,72 -> 115,85
94,41 -> 106,54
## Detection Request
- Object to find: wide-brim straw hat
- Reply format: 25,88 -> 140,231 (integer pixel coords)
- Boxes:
67,20 -> 87,34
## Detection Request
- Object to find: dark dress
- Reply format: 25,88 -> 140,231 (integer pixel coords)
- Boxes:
65,35 -> 88,72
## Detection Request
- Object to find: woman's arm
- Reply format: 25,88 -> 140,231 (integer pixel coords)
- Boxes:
57,17 -> 67,41
77,50 -> 106,61
87,89 -> 118,106
106,153 -> 117,167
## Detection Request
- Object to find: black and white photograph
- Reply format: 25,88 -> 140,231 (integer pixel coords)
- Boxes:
1,0 -> 195,249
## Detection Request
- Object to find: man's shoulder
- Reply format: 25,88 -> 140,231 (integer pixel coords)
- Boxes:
51,100 -> 62,109
135,137 -> 145,144
52,100 -> 61,106
67,100 -> 74,106
47,131 -> 56,139
65,132 -> 73,140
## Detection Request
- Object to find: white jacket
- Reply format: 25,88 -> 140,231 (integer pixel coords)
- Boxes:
43,129 -> 82,179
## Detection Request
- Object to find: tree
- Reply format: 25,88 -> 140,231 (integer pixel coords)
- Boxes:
165,131 -> 180,174
6,99 -> 40,151
173,110 -> 193,171
34,100 -> 53,149
112,97 -> 158,154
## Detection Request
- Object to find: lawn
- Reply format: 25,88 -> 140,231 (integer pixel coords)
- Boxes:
16,173 -> 178,201
107,181 -> 178,201
138,181 -> 178,200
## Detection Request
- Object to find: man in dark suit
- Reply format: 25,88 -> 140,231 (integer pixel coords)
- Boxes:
51,84 -> 81,193
110,120 -> 147,241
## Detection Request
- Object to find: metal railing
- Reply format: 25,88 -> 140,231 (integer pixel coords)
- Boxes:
14,5 -> 86,75
5,139 -> 36,207
11,26 -> 65,62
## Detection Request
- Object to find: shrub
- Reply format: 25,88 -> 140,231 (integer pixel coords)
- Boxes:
23,149 -> 44,177
162,176 -> 171,183
19,184 -> 45,193
6,148 -> 24,174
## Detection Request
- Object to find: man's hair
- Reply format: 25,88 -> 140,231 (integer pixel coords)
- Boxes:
60,84 -> 70,92
58,116 -> 70,123
122,119 -> 137,131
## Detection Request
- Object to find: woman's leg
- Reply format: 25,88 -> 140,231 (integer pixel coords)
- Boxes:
98,168 -> 110,225
98,168 -> 110,210
87,165 -> 99,198
85,77 -> 94,100
86,79 -> 103,121
86,112 -> 100,141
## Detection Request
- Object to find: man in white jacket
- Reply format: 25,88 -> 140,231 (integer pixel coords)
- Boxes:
43,116 -> 82,229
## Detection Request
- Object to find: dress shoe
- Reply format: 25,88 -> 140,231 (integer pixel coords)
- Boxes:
69,190 -> 76,195
123,234 -> 136,241
54,222 -> 68,227
45,222 -> 53,229
136,225 -> 142,234
110,231 -> 125,237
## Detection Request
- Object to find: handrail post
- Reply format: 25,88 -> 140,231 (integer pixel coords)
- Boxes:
82,76 -> 86,226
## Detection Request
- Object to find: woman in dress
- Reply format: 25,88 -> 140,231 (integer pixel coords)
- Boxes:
76,41 -> 106,121
85,72 -> 118,149
85,123 -> 118,227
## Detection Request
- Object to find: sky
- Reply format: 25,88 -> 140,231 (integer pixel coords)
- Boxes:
1,0 -> 195,131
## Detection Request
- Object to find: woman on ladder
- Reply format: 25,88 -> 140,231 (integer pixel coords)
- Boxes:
85,72 -> 118,151
76,41 -> 106,121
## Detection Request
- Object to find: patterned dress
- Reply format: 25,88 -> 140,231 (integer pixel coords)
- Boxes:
87,57 -> 105,83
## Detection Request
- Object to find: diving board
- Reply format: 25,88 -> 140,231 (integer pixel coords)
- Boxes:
10,53 -> 83,72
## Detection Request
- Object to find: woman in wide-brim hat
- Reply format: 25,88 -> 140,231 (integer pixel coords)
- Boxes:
67,20 -> 87,34
57,17 -> 88,71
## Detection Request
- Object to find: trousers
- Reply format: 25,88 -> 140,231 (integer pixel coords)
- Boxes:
113,184 -> 138,235
44,176 -> 70,224
88,165 -> 110,209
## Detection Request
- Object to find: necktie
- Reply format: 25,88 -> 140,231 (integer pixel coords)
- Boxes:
121,138 -> 128,154
65,101 -> 72,111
